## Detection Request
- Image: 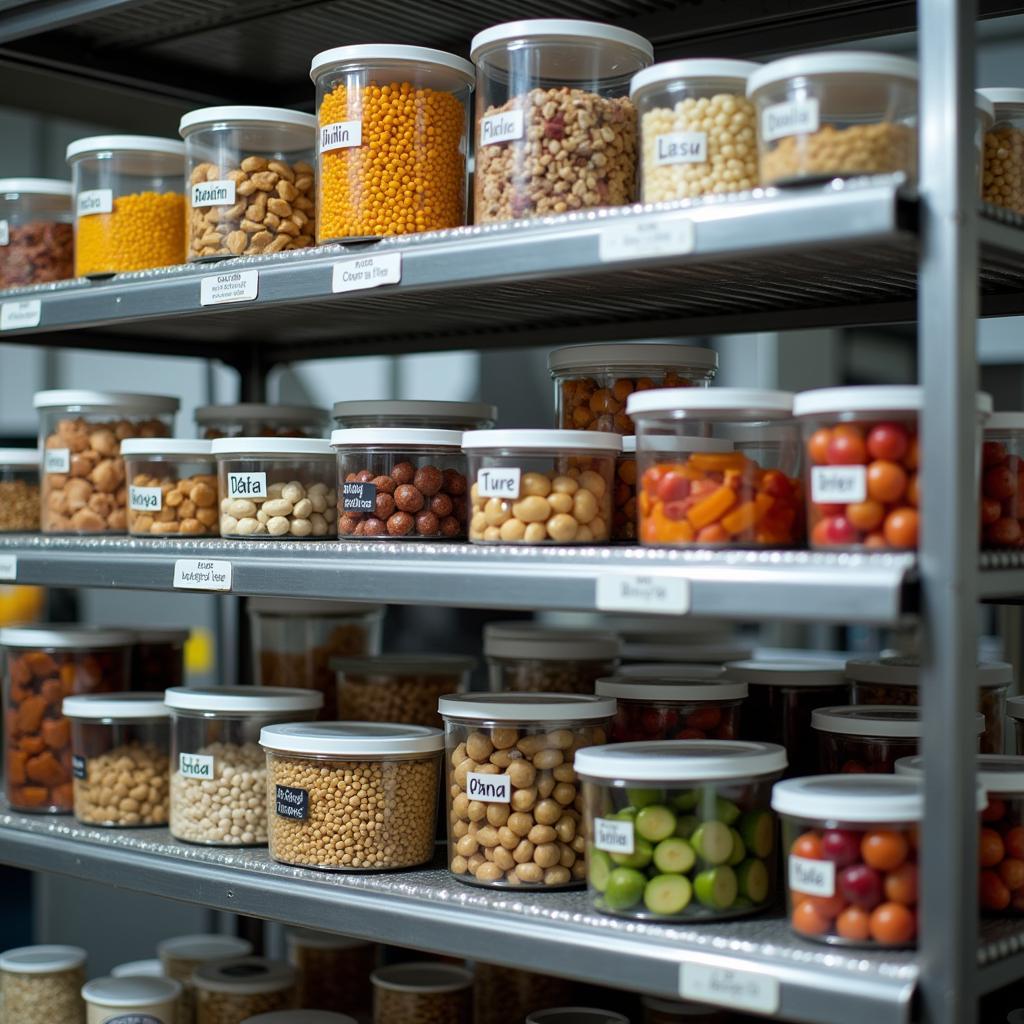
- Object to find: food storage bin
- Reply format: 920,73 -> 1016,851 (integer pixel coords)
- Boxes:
285,929 -> 376,1015
628,389 -> 803,547
332,399 -> 497,431
66,135 -> 186,276
439,692 -> 616,889
121,439 -> 217,537
846,656 -> 1010,755
132,627 -> 188,690
166,686 -> 322,845
484,622 -> 620,693
250,599 -> 383,717
82,976 -> 182,1024
980,413 -> 1024,548
0,178 -> 74,288
980,88 -> 1024,213
157,934 -> 253,1024
35,390 -> 179,534
179,105 -> 316,260
262,721 -> 442,870
371,963 -> 473,1024
196,403 -> 328,440
0,448 -> 40,531
474,964 -> 573,1024
244,1014 -> 356,1024
527,1012 -> 629,1024
310,45 -> 474,241
64,692 -> 170,827
193,958 -> 297,1024
471,20 -> 653,223
334,654 -> 474,728
0,945 -> 87,1024
613,436 -> 638,540
746,53 -> 918,186
111,960 -> 165,978
464,429 -> 621,544
333,428 -> 468,540
212,438 -> 337,539
2,625 -> 132,812
642,997 -> 728,1024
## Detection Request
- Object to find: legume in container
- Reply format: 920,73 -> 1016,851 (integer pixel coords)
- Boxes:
473,963 -> 574,1024
285,929 -> 376,1015
0,945 -> 86,1024
157,934 -> 253,1024
371,963 -> 473,1024
0,448 -> 40,531
132,628 -> 188,690
0,178 -> 74,287
82,975 -> 182,1024
980,412 -> 1024,548
196,404 -> 328,440
332,399 -> 497,430
122,439 -> 217,537
980,88 -> 1024,213
193,958 -> 297,1024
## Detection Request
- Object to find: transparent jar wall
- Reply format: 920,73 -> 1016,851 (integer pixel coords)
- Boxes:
979,788 -> 1024,914
198,416 -> 326,440
609,696 -> 742,742
0,464 -> 40,531
473,964 -> 573,1024
583,773 -> 779,921
337,664 -> 470,728
124,454 -> 218,537
984,106 -> 1024,213
4,643 -> 130,812
337,447 -> 468,540
70,717 -> 170,826
1,965 -> 86,1024
39,405 -> 174,535
816,729 -> 919,773
217,455 -> 337,539
266,750 -> 440,870
133,639 -> 185,690
613,453 -> 637,540
981,427 -> 1024,549
487,655 -> 617,694
373,978 -> 471,1024
287,937 -> 376,1014
196,985 -> 295,1024
0,191 -> 74,287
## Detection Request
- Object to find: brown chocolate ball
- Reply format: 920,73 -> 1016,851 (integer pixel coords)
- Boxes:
363,517 -> 386,537
440,515 -> 461,537
375,492 -> 396,519
338,514 -> 358,536
391,461 -> 415,484
372,474 -> 397,494
413,465 -> 443,496
387,511 -> 415,536
415,511 -> 440,536
443,468 -> 467,496
394,484 -> 425,513
356,469 -> 374,483
345,472 -> 359,483
430,493 -> 453,518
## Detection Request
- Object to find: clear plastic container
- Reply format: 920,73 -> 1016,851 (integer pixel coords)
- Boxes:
980,412 -> 1024,549
111,960 -> 165,978
121,439 -> 217,537
439,692 -> 616,889
2,625 -> 132,813
642,997 -> 728,1024
464,429 -> 622,544
977,93 -> 995,189
244,1014 -> 356,1024
166,686 -> 322,845
746,53 -> 918,186
621,639 -> 753,665
613,436 -> 638,540
0,945 -> 87,1024
310,45 -> 474,241
285,929 -> 376,1015
629,389 -> 803,547
471,20 -> 653,223
0,448 -> 40,531
0,178 -> 74,288
371,963 -> 473,1024
63,692 -> 170,827
195,403 -> 328,440
578,740 -> 785,921
132,628 -> 188,691
332,428 -> 468,540
82,976 -> 182,1024
473,963 -> 574,1024
262,721 -> 442,870
332,399 -> 497,431
1008,697 -> 1024,754
980,88 -> 1024,214
213,438 -> 337,539
157,934 -> 253,1024
179,105 -> 317,260
193,958 -> 297,1024
35,390 -> 179,535
66,135 -> 186,276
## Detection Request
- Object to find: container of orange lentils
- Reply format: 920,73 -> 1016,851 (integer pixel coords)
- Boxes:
310,45 -> 474,242
627,388 -> 804,548
65,136 -> 186,276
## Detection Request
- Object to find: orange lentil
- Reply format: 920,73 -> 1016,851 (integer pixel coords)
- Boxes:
75,190 -> 185,275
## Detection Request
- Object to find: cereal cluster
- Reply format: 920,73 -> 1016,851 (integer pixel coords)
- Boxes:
612,454 -> 637,540
0,221 -> 73,287
559,371 -> 695,434
73,742 -> 168,826
220,480 -> 336,538
0,967 -> 85,1024
337,667 -> 464,728
75,191 -> 185,275
196,987 -> 294,1024
374,985 -> 470,1024
983,126 -> 1024,212
0,478 -> 40,531
128,470 -> 218,536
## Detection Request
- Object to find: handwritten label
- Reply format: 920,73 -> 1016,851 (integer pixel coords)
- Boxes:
227,472 -> 267,499
0,555 -> 16,581
178,752 -> 214,779
595,816 -> 635,855
77,188 -> 113,216
476,468 -> 520,499
596,574 -> 691,615
0,220 -> 7,246
72,755 -> 87,780
320,120 -> 362,152
466,772 -> 512,803
789,854 -> 836,897
343,481 -> 377,512
654,131 -> 708,165
200,270 -> 258,306
481,109 -> 524,145
43,448 -> 70,473
191,179 -> 236,207
332,252 -> 402,293
129,485 -> 162,512
1,299 -> 41,331
276,784 -> 309,820
811,465 -> 866,504
173,559 -> 232,592
762,98 -> 820,142
680,963 -> 780,1014
599,219 -> 695,262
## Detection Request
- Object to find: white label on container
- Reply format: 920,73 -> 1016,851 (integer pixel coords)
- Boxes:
178,752 -> 214,779
320,120 -> 362,152
680,964 -> 780,1014
481,109 -> 524,146
104,1016 -> 164,1024
762,97 -> 820,142
129,485 -> 163,512
332,252 -> 402,293
173,559 -> 232,591
789,854 -> 836,897
0,555 -> 16,581
1,299 -> 41,331
466,771 -> 512,803
77,188 -> 113,216
227,471 -> 267,499
200,270 -> 258,306
594,816 -> 635,855
654,131 -> 708,165
476,467 -> 520,499
811,465 -> 867,504
596,574 -> 691,615
598,218 -> 695,262
43,448 -> 70,473
0,220 -> 8,246
191,179 -> 237,207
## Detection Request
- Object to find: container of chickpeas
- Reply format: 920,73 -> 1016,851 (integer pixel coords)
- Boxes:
285,929 -> 376,1015
121,439 -> 217,537
979,88 -> 1024,213
0,945 -> 87,1024
464,429 -> 621,545
439,691 -> 616,889
193,958 -> 297,1024
82,975 -> 182,1024
196,403 -> 329,439
371,962 -> 473,1024
157,934 -> 253,1024
332,399 -> 497,430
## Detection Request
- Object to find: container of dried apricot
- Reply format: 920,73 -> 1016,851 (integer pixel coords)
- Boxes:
310,45 -> 474,242
121,439 -> 217,537
65,135 -> 185,276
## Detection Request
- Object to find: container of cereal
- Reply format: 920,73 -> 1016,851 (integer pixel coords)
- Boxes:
196,403 -> 328,440
980,412 -> 1024,548
980,88 -> 1024,213
121,439 -> 217,537
439,692 -> 615,889
0,448 -> 40,531
471,20 -> 653,223
132,628 -> 188,690
332,399 -> 497,431
193,958 -> 297,1024
66,136 -> 185,276
527,1012 -> 629,1024
212,437 -> 337,539
474,964 -> 573,1024
262,721 -> 442,870
371,963 -> 473,1024
332,428 -> 468,540
0,945 -> 87,1024
285,929 -> 376,1015
166,686 -> 322,845
0,179 -> 74,288
81,976 -> 182,1024
157,934 -> 253,1024
2,625 -> 132,812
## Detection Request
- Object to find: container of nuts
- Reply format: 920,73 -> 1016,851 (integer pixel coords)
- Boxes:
196,403 -> 329,440
262,721 -> 443,871
285,929 -> 376,1015
212,437 -> 337,539
193,958 -> 297,1024
439,691 -> 616,889
979,88 -> 1024,213
0,945 -> 87,1024
0,448 -> 40,532
157,934 -> 253,1024
332,428 -> 468,540
332,399 -> 497,431
121,439 -> 217,537
179,106 -> 316,260
370,962 -> 473,1024
0,178 -> 74,288
165,686 -> 322,846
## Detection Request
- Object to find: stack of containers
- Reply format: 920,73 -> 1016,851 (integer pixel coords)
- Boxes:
157,934 -> 253,1024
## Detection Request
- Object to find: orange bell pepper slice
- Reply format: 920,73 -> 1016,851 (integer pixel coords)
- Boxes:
644,504 -> 696,544
721,492 -> 774,537
687,485 -> 738,530
687,452 -> 748,473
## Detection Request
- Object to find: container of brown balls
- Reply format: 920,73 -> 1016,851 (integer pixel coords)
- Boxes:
0,448 -> 40,532
979,88 -> 1024,213
332,428 -> 467,540
192,957 -> 297,1024
370,962 -> 473,1024
121,439 -> 217,537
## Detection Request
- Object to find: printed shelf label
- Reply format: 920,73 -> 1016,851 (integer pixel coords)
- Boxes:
476,467 -> 520,499
599,218 -> 695,262
179,752 -> 214,779
466,772 -> 511,803
332,252 -> 402,293
596,574 -> 691,615
1,299 -> 41,331
173,559 -> 232,592
680,963 -> 780,1013
594,816 -> 635,856
129,486 -> 162,512
200,270 -> 258,306
0,555 -> 16,582
227,472 -> 267,500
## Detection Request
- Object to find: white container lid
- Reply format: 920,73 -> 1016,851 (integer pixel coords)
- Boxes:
626,387 -> 794,419
63,692 -> 170,720
641,996 -> 716,1017
0,178 -> 73,197
438,692 -> 616,723
622,436 -> 636,454
979,87 -> 1024,110
310,45 -> 474,86
248,598 -> 383,616
527,1012 -> 629,1024
66,135 -> 186,162
332,399 -> 497,425
0,944 -> 86,974
484,622 -> 621,660
0,447 -> 39,465
845,655 -> 1013,689
747,52 -> 919,97
987,413 -> 1024,431
595,675 -> 746,701
81,975 -> 183,1007
1007,696 -> 1024,721
331,427 -> 463,449
812,704 -> 985,738
622,641 -> 752,663
120,439 -> 213,458
332,653 -> 476,675
0,625 -> 135,648
631,59 -> 761,98
164,686 -> 323,713
794,386 -> 993,418
244,1014 -> 357,1024
548,342 -> 718,374
195,403 -> 326,425
772,774 -> 925,822
157,934 -> 253,962
133,627 -> 190,644
371,962 -> 473,994
33,390 -> 180,413
462,429 -> 622,453
724,658 -> 848,687
193,958 -> 297,996
896,754 -> 1024,794
575,739 -> 787,781
471,20 -> 653,66
260,720 -> 443,756
210,437 -> 332,457
285,928 -> 371,951
614,663 -> 726,681
112,959 -> 165,978
978,92 -> 996,123
179,105 -> 317,135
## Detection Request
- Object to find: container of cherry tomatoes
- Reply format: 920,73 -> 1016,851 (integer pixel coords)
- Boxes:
980,413 -> 1024,549
628,389 -> 804,548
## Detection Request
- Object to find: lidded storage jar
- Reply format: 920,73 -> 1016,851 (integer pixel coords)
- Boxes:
980,412 -> 1024,549
285,929 -> 376,1015
157,934 -> 253,1024
0,945 -> 87,1024
196,403 -> 328,440
371,963 -> 473,1024
0,178 -> 74,288
473,964 -> 573,1024
332,399 -> 497,431
979,88 -> 1024,214
0,448 -> 40,531
132,627 -> 188,690
193,958 -> 297,1024
642,997 -> 728,1023
121,439 -> 217,537
82,976 -> 182,1024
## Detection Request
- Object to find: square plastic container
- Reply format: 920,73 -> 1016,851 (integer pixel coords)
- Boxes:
980,88 -> 1024,213
0,945 -> 87,1024
213,438 -> 337,539
196,403 -> 328,440
132,628 -> 188,691
193,958 -> 297,1024
262,722 -> 442,870
746,53 -> 918,186
473,964 -> 573,1024
35,390 -> 179,535
82,976 -> 182,1024
629,388 -> 803,547
165,686 -> 322,845
980,412 -> 1024,548
371,963 -> 473,1024
577,740 -> 786,921
179,105 -> 316,260
333,428 -> 468,540
157,934 -> 253,1024
121,439 -> 217,537
0,178 -> 74,288
332,399 -> 497,431
0,448 -> 40,531
2,625 -> 133,813
285,930 -> 376,1015
65,135 -> 186,276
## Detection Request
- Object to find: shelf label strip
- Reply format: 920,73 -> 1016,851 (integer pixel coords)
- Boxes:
595,573 -> 690,615
332,252 -> 402,293
1,300 -> 41,331
173,559 -> 232,592
598,218 -> 695,263
200,270 -> 258,306
680,963 -> 780,1014
0,555 -> 16,581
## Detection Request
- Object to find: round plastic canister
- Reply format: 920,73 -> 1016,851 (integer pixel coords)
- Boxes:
473,963 -> 574,1024
111,960 -> 164,978
285,929 -> 376,1015
81,975 -> 182,1024
979,88 -> 1024,213
157,934 -> 253,1024
527,1012 -> 630,1024
193,958 -> 297,1024
310,45 -> 474,242
0,945 -> 87,1024
179,105 -> 317,260
132,627 -> 188,691
332,399 -> 497,431
0,178 -> 74,287
0,448 -> 39,531
65,136 -> 185,276
371,963 -> 473,1024
195,403 -> 328,440
980,412 -> 1024,549
121,439 -> 217,537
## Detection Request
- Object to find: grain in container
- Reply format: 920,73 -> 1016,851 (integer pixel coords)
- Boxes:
332,399 -> 497,431
980,412 -> 1024,548
34,390 -> 178,534
179,106 -> 316,260
0,178 -> 74,287
196,403 -> 328,440
471,20 -> 653,223
165,686 -> 322,845
262,721 -> 443,870
527,1013 -> 629,1024
371,962 -> 473,1024
244,1014 -> 356,1024
212,437 -> 336,539
112,960 -> 165,978
0,448 -> 40,531
66,136 -> 185,276
82,976 -> 182,1024
121,439 -> 217,537
474,963 -> 574,1024
440,692 -> 616,888
0,945 -> 87,1024
333,428 -> 468,540
980,88 -> 1024,213
642,997 -> 728,1024
464,429 -> 621,544
2,625 -> 132,812
132,627 -> 188,690
285,929 -> 376,1015
193,958 -> 297,1024
746,53 -> 918,186
157,935 -> 253,1024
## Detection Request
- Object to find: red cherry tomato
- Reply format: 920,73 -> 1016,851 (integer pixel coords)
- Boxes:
827,431 -> 868,466
983,440 -> 1009,466
839,863 -> 883,909
980,869 -> 1012,911
982,797 -> 1007,823
686,707 -> 722,731
806,894 -> 847,919
641,465 -> 667,495
884,862 -> 918,905
846,500 -> 884,533
791,832 -> 824,859
883,508 -> 919,549
861,830 -> 909,871
811,518 -> 835,547
984,465 -> 1017,501
808,428 -> 833,465
869,902 -> 916,945
657,471 -> 692,504
836,905 -> 871,941
980,827 -> 1006,868
986,518 -> 1023,547
999,857 -> 1024,892
821,829 -> 861,867
826,516 -> 858,545
981,498 -> 1003,526
867,422 -> 910,462
867,460 -> 908,503
1005,826 -> 1024,859
792,899 -> 830,936
863,531 -> 889,549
